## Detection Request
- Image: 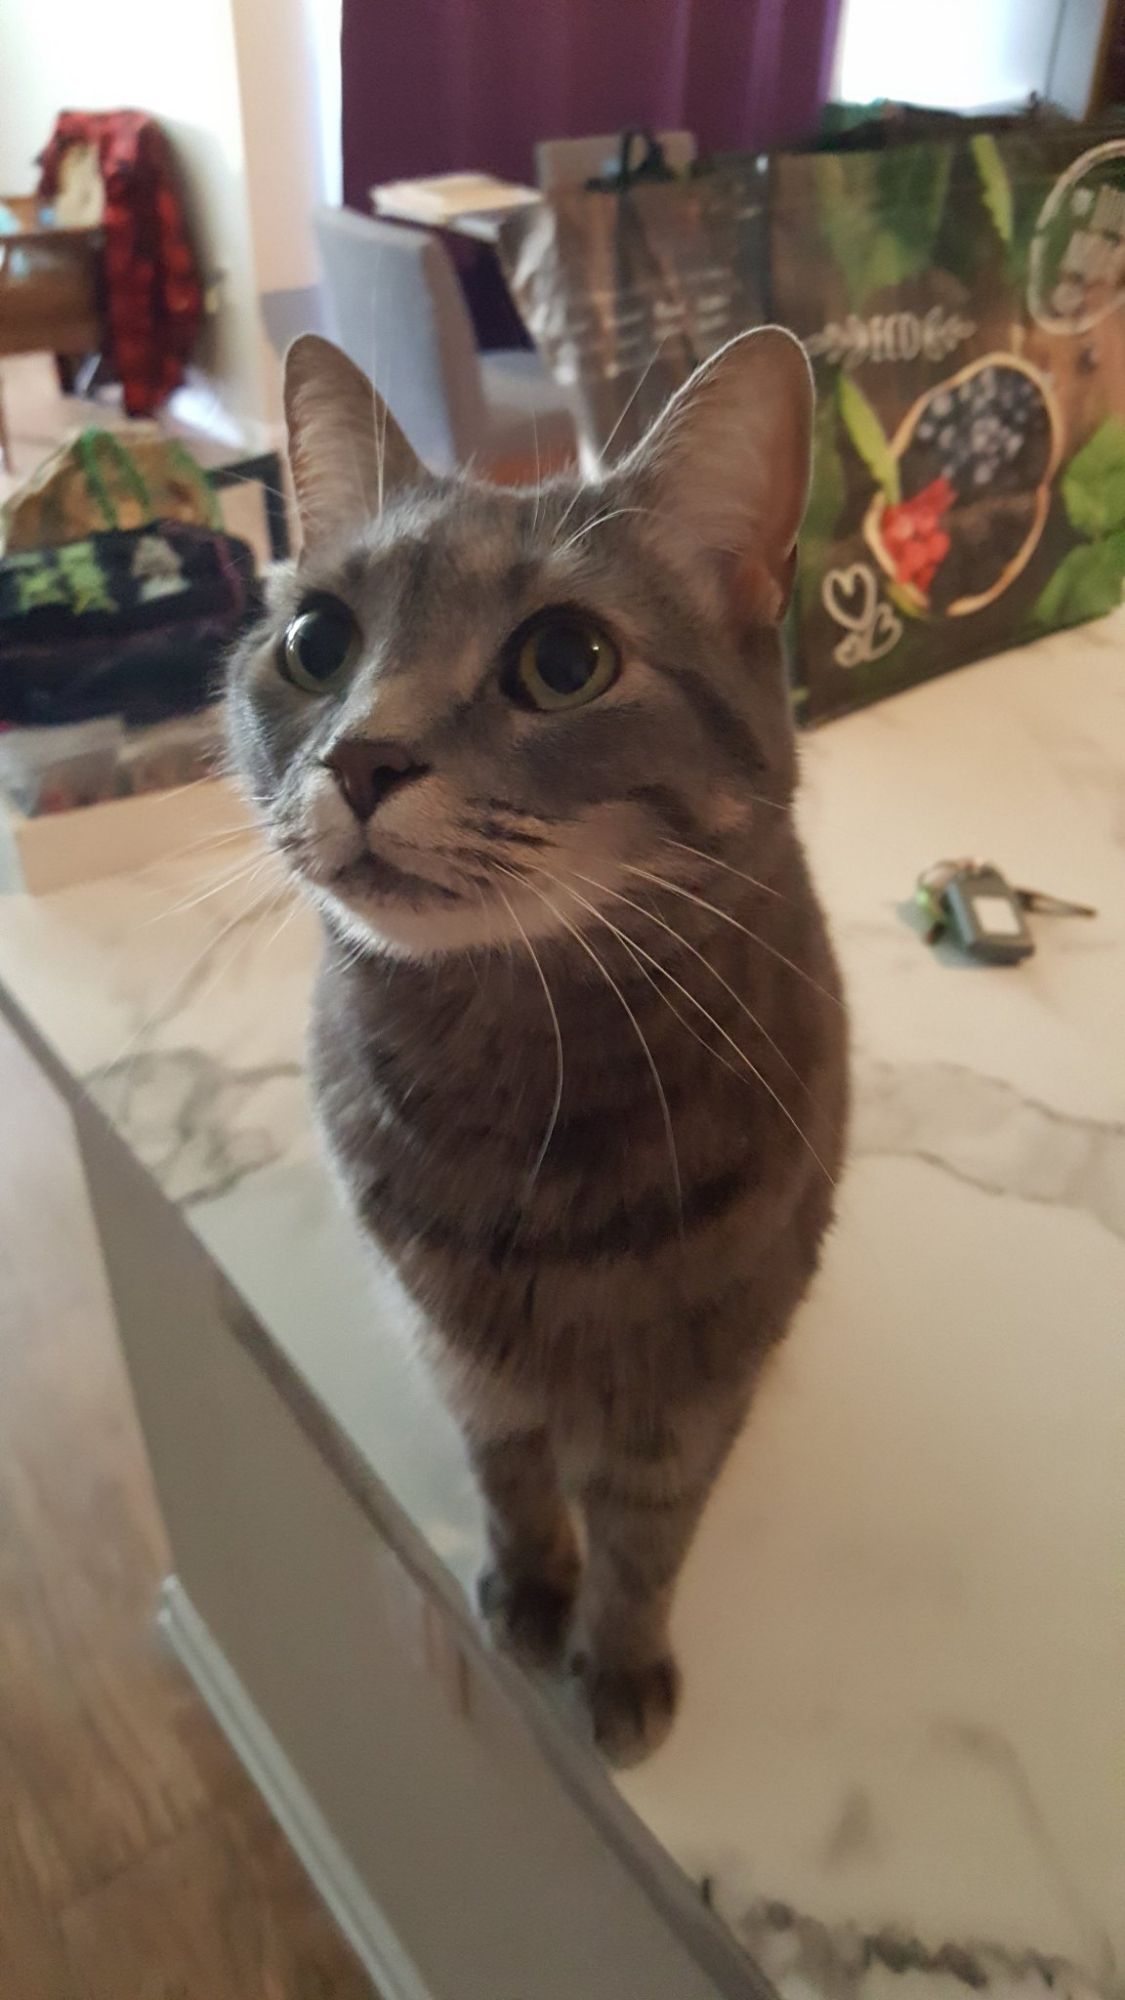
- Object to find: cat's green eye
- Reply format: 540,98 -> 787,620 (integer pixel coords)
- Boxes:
279,595 -> 358,695
505,611 -> 620,712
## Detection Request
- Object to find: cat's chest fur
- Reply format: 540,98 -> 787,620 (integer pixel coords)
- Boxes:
307,852 -> 847,1401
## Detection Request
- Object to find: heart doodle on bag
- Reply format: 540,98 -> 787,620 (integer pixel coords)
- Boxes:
822,563 -> 874,628
821,562 -> 903,667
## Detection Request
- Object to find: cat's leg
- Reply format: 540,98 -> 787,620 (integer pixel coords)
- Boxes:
573,1400 -> 742,1764
467,1422 -> 581,1670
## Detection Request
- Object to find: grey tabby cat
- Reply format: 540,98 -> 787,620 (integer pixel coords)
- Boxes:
227,328 -> 848,1764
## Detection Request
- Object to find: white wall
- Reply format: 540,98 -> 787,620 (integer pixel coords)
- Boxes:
834,0 -> 1085,112
231,0 -> 340,296
0,0 -> 337,444
229,0 -> 341,415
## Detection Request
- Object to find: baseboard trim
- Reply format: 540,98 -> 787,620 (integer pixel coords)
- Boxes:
159,1576 -> 433,2000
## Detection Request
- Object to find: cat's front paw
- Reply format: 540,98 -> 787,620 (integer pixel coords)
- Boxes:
575,1653 -> 681,1765
477,1566 -> 576,1670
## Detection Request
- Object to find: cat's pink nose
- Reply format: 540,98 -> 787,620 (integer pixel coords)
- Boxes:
322,737 -> 427,823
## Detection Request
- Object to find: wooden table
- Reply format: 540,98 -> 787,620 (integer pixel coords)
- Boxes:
0,199 -> 106,462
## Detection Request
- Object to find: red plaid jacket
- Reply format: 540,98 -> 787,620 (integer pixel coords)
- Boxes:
38,111 -> 203,418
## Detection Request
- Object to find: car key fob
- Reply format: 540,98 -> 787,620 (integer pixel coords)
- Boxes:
941,863 -> 1035,964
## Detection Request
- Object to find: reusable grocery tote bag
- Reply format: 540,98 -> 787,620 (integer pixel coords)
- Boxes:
501,118 -> 1125,721
772,120 -> 1125,720
499,154 -> 768,467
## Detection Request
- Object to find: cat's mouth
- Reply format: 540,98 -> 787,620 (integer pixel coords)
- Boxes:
274,817 -> 467,914
329,848 -> 464,908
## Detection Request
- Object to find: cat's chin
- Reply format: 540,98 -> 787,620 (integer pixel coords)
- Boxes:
306,875 -> 542,964
306,860 -> 619,964
309,886 -> 485,961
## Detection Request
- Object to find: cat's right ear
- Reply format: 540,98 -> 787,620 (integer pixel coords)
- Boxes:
283,334 -> 427,555
619,327 -> 813,626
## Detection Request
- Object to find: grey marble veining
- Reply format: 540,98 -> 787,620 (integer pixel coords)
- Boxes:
737,1899 -> 1111,2000
89,1046 -> 303,1205
853,1054 -> 1125,1240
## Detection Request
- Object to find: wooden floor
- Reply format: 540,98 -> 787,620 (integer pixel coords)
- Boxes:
0,1014 -> 375,1998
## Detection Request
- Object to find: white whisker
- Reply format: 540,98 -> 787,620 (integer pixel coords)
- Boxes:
495,884 -> 564,1197
377,384 -> 390,518
186,880 -> 294,1012
577,334 -> 669,502
329,922 -> 373,974
561,866 -> 808,1093
495,864 -> 683,1229
532,871 -> 835,1187
367,249 -> 387,520
554,503 -> 650,562
140,850 -> 277,926
136,775 -> 215,804
254,889 -> 301,959
658,838 -> 783,901
529,406 -> 542,538
104,876 -> 284,1084
625,865 -> 846,1011
132,823 -> 260,878
557,886 -> 758,1105
551,333 -> 669,544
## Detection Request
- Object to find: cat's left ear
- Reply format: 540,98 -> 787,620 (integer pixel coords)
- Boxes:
283,334 -> 428,556
620,327 -> 813,625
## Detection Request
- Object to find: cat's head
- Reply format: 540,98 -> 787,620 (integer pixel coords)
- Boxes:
226,328 -> 812,959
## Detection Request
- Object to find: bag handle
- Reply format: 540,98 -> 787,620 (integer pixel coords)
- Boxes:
165,440 -> 222,531
75,430 -> 220,532
615,129 -> 672,189
77,429 -> 154,529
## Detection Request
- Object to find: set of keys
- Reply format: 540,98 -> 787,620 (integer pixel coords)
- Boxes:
915,859 -> 1097,965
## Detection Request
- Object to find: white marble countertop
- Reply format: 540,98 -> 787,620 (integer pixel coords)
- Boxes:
1,617 -> 1122,2000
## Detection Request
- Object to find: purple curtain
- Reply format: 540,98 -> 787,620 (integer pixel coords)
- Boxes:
342,0 -> 842,203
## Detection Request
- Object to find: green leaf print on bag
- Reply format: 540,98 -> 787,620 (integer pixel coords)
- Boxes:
814,147 -> 952,310
970,135 -> 1014,246
838,375 -> 900,504
1034,417 -> 1125,627
1033,533 -> 1125,625
1060,417 -> 1125,539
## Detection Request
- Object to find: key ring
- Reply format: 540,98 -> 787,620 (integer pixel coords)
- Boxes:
914,858 -> 1095,963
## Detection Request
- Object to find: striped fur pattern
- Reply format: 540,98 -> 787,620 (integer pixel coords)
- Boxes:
227,332 -> 849,1762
